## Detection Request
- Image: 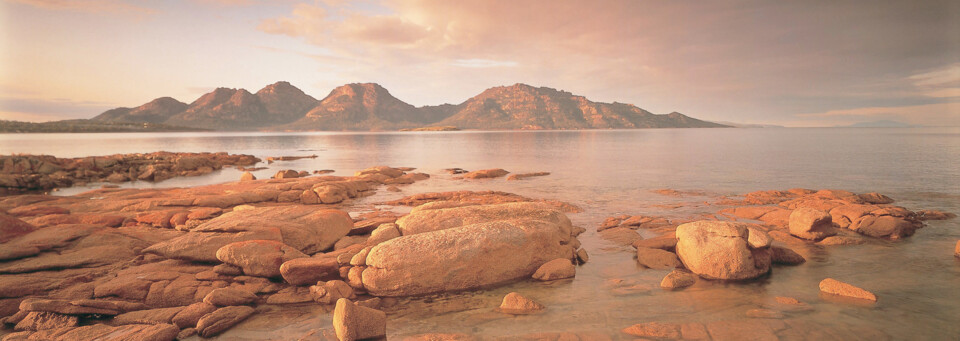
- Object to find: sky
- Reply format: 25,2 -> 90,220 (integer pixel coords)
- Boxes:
1,0 -> 958,127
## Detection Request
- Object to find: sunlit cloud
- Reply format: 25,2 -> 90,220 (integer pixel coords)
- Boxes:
908,63 -> 960,98
7,0 -> 156,15
796,102 -> 960,126
451,59 -> 518,68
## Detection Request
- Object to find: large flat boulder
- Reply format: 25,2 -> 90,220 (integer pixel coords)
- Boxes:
190,206 -> 353,254
0,213 -> 35,243
675,221 -> 772,280
396,202 -> 572,240
362,219 -> 572,296
142,229 -> 283,263
216,240 -> 307,278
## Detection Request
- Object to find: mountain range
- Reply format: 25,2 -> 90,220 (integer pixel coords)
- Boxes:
90,82 -> 728,131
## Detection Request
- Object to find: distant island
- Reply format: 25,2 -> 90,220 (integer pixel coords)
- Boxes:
1,82 -> 729,133
839,120 -> 917,128
0,119 -> 209,134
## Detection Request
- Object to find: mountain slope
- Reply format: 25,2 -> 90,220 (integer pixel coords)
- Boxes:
435,84 -> 726,129
91,97 -> 187,124
255,81 -> 319,124
164,88 -> 269,130
281,83 -> 452,131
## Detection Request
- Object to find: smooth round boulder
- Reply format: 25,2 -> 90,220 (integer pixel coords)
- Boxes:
660,269 -> 697,290
789,208 -> 837,240
239,172 -> 256,181
675,221 -> 772,280
498,292 -> 544,315
216,240 -> 307,278
362,219 -> 571,296
532,258 -> 576,281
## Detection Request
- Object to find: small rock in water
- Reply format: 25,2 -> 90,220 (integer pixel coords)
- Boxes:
745,308 -> 784,319
239,172 -> 256,181
498,292 -> 545,315
819,278 -> 877,302
770,246 -> 806,265
917,209 -> 956,221
660,269 -> 697,290
333,298 -> 387,341
462,168 -> 509,179
621,322 -> 682,338
636,247 -> 681,269
817,235 -> 865,246
532,258 -> 576,281
575,248 -> 589,264
273,169 -> 299,179
505,172 -> 550,181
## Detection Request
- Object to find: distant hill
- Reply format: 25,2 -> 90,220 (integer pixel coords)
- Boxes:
0,119 -> 208,133
91,97 -> 187,124
841,120 -> 915,128
86,81 -> 727,131
435,84 -> 726,129
255,81 -> 319,124
279,83 -> 443,131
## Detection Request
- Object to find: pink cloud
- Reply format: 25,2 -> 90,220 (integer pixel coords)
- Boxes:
8,0 -> 155,15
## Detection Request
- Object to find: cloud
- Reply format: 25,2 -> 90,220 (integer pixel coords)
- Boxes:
909,63 -> 960,98
8,0 -> 156,15
451,59 -> 518,68
257,0 -> 960,125
796,102 -> 959,126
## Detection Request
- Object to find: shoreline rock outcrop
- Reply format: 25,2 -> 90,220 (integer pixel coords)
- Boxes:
0,152 -> 260,192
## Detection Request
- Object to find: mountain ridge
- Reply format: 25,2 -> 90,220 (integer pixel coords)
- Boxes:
91,82 -> 729,131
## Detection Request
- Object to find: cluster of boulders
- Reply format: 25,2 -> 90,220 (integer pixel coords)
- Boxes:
0,165 -> 587,340
600,188 -> 954,292
0,152 -> 260,192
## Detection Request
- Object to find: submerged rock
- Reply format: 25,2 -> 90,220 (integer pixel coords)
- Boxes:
660,269 -> 697,290
770,246 -> 806,265
675,221 -> 772,280
498,292 -> 544,315
532,258 -> 576,281
819,278 -> 877,302
621,322 -> 681,339
462,168 -> 509,179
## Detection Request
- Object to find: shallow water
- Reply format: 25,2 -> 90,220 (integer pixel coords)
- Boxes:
2,127 -> 959,339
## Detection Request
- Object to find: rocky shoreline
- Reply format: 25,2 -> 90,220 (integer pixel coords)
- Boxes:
0,161 -> 955,340
0,152 -> 260,194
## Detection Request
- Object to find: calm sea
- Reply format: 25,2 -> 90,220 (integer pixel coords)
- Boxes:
1,127 -> 959,339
